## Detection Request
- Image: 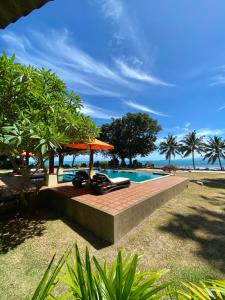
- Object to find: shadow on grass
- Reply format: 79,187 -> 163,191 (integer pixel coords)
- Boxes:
0,210 -> 53,254
200,194 -> 225,206
0,209 -> 111,254
159,195 -> 225,272
190,178 -> 225,189
60,215 -> 111,250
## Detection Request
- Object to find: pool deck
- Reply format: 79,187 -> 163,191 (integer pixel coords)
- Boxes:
40,175 -> 188,243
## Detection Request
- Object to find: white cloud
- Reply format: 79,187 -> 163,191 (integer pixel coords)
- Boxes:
163,125 -> 225,140
196,128 -> 225,136
1,29 -> 138,97
184,122 -> 191,128
210,74 -> 225,86
124,100 -> 168,117
116,59 -> 173,86
218,104 -> 225,111
101,0 -> 123,20
81,103 -> 119,119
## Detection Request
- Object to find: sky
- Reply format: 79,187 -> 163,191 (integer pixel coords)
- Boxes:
1,0 -> 225,160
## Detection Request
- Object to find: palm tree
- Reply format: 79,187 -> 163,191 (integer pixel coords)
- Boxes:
203,136 -> 225,171
180,131 -> 204,169
159,134 -> 181,164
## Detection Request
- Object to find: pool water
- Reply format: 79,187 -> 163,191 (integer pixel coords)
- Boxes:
97,170 -> 166,182
59,169 -> 167,183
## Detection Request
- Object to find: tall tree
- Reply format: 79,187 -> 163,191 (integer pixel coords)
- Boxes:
100,113 -> 161,166
0,53 -> 98,201
203,136 -> 225,171
159,134 -> 181,164
180,131 -> 204,169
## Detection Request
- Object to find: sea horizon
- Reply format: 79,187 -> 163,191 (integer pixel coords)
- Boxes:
57,157 -> 225,170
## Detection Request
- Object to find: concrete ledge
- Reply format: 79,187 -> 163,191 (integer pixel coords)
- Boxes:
40,188 -> 114,242
113,178 -> 188,242
39,177 -> 188,243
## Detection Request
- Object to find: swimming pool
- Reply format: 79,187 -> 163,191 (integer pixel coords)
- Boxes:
59,169 -> 168,183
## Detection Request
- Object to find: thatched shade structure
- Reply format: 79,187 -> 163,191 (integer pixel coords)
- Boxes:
0,0 -> 52,29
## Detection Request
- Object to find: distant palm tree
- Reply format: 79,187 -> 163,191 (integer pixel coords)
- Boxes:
203,136 -> 225,171
159,134 -> 181,164
180,131 -> 204,169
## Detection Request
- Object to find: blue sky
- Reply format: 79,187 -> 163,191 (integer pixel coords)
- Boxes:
1,0 -> 225,160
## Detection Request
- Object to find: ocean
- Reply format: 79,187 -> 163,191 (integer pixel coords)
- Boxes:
58,157 -> 224,170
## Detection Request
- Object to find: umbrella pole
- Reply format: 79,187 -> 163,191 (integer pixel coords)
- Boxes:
89,149 -> 94,178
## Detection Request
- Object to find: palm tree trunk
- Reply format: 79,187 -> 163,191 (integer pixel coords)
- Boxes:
129,156 -> 133,167
168,155 -> 171,165
121,157 -> 126,167
192,151 -> 195,170
218,155 -> 223,171
72,154 -> 76,167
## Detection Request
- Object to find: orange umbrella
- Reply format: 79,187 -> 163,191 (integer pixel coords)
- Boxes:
66,139 -> 114,177
66,138 -> 114,151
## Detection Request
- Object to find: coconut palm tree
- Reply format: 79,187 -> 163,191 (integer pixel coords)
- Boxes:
203,136 -> 225,171
159,134 -> 181,164
180,131 -> 204,169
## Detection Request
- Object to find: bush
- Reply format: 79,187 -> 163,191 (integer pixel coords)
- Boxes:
94,160 -> 100,168
99,161 -> 108,169
162,164 -> 177,172
133,159 -> 143,168
28,245 -> 170,299
144,161 -> 155,168
28,245 -> 225,300
108,158 -> 119,168
63,164 -> 71,168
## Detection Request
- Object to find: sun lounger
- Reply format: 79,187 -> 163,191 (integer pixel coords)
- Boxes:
72,170 -> 89,188
91,173 -> 130,194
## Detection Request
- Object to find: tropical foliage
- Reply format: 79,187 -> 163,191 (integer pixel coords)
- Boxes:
27,245 -> 169,299
27,245 -> 225,300
159,134 -> 181,164
180,131 -> 205,170
0,52 -> 98,199
203,136 -> 225,171
100,113 -> 161,166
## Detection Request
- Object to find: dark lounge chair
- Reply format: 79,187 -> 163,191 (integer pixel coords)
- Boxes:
91,173 -> 131,195
72,170 -> 89,188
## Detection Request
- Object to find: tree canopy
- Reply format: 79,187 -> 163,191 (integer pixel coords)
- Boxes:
100,113 -> 161,165
203,136 -> 225,171
159,134 -> 181,164
180,131 -> 205,169
0,52 -> 98,171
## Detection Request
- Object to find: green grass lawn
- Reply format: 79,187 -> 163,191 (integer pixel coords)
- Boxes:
1,171 -> 225,299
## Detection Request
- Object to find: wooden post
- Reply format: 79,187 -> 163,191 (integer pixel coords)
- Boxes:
49,151 -> 55,174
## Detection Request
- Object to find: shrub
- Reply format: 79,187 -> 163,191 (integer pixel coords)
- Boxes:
133,159 -> 143,168
28,245 -> 170,299
63,164 -> 71,168
144,161 -> 155,168
108,158 -> 119,168
162,164 -> 177,172
99,161 -> 108,169
94,160 -> 100,168
28,245 -> 225,300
